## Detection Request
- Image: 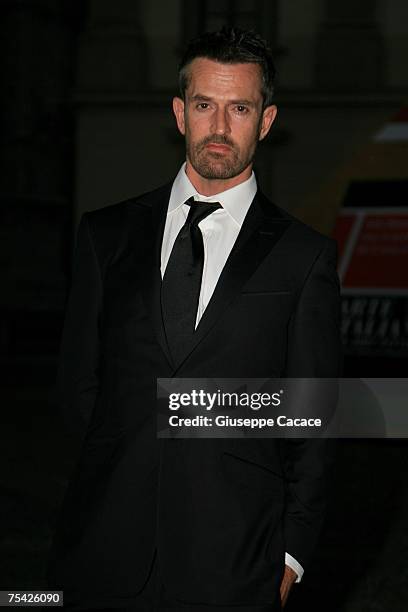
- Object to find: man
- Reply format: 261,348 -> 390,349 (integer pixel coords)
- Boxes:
47,27 -> 342,612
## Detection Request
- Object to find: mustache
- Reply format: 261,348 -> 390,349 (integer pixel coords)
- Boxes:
197,135 -> 236,149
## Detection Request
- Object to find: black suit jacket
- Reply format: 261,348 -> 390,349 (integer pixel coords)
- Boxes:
47,183 -> 342,609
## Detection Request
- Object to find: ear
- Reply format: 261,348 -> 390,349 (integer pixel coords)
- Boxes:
259,104 -> 277,141
173,96 -> 186,136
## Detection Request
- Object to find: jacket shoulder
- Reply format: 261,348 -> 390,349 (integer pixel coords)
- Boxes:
292,214 -> 336,256
259,190 -> 336,254
82,181 -> 172,229
76,182 -> 172,265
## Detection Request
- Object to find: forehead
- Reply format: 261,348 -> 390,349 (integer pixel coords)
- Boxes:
185,57 -> 263,102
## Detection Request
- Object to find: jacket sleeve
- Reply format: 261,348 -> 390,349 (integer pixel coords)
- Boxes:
282,237 -> 342,570
56,212 -> 102,438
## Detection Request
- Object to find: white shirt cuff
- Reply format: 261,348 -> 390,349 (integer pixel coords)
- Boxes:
285,552 -> 304,583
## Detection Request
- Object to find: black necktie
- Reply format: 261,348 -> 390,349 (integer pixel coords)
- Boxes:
161,197 -> 222,365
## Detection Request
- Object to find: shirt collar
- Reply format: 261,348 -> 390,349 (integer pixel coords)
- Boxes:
168,162 -> 257,228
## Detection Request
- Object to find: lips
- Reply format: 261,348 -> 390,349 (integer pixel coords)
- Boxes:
205,143 -> 231,152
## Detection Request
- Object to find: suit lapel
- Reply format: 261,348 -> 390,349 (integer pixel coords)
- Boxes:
138,183 -> 174,368
139,186 -> 291,372
173,190 -> 291,371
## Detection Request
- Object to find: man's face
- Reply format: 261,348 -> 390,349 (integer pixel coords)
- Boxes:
173,58 -> 277,182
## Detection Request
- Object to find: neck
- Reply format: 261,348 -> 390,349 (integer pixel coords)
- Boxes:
185,160 -> 252,196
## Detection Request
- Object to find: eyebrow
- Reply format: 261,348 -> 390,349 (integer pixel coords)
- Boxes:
190,94 -> 256,108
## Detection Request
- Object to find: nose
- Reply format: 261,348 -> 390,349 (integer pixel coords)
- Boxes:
212,107 -> 230,136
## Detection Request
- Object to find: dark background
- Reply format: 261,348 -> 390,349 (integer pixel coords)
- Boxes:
1,1 -> 408,610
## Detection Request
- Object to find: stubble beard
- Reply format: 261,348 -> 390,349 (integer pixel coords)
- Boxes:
186,131 -> 258,181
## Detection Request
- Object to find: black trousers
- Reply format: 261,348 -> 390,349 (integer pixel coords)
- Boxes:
67,551 -> 281,612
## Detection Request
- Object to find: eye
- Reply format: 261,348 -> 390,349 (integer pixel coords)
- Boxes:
196,102 -> 209,110
235,105 -> 249,114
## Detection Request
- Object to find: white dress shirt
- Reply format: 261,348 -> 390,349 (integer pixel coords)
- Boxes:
160,162 -> 303,583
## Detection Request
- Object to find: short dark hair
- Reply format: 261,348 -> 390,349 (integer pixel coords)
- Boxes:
178,26 -> 276,109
